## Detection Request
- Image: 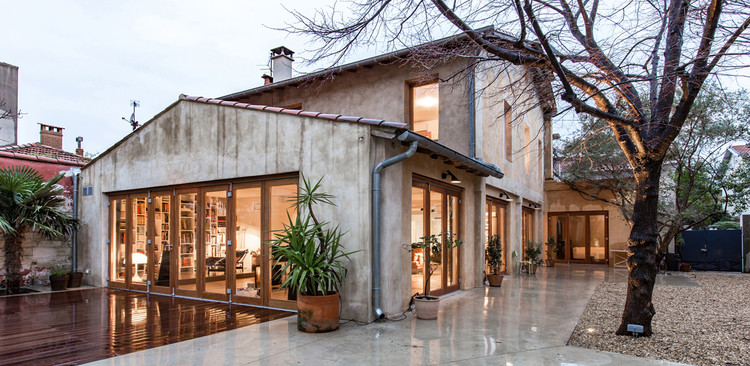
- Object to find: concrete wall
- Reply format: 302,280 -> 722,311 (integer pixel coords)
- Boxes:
79,100 -> 375,320
0,62 -> 18,146
544,181 -> 632,265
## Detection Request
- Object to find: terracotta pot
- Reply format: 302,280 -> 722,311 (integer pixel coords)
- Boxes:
49,275 -> 69,291
67,272 -> 83,288
679,263 -> 691,272
487,274 -> 504,287
414,296 -> 440,320
296,293 -> 340,333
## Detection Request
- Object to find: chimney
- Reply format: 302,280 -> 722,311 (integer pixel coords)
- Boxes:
75,136 -> 84,156
39,123 -> 63,150
270,46 -> 294,82
262,74 -> 273,85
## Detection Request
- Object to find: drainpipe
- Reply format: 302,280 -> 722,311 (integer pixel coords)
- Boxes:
72,172 -> 79,272
372,132 -> 418,319
468,68 -> 476,158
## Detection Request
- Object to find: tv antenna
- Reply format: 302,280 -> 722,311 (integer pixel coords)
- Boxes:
122,100 -> 140,130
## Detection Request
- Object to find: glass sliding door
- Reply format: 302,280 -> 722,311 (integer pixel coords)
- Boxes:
152,192 -> 172,291
269,182 -> 298,304
110,197 -> 128,285
176,191 -> 198,293
485,198 -> 508,274
130,195 -> 149,287
203,187 -> 229,298
234,184 -> 262,303
569,215 -> 587,261
549,215 -> 566,261
589,214 -> 607,263
410,178 -> 462,297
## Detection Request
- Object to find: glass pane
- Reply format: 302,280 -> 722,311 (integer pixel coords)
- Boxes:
412,83 -> 439,140
177,193 -> 197,291
112,199 -> 126,282
446,195 -> 459,287
131,197 -> 149,284
429,191 -> 443,294
235,187 -> 262,299
589,215 -> 606,262
522,209 -> 534,243
204,190 -> 228,295
153,195 -> 171,287
411,187 -> 426,296
498,204 -> 506,271
550,216 -> 566,260
570,215 -> 586,260
270,184 -> 297,301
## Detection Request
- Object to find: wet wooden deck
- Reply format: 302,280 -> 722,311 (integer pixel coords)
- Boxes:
0,288 -> 293,365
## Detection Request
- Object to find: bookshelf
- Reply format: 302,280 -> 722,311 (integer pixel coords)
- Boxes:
179,197 -> 196,272
204,196 -> 227,258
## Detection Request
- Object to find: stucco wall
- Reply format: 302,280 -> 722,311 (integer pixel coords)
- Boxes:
0,62 -> 18,146
544,181 -> 631,265
79,100 -> 375,320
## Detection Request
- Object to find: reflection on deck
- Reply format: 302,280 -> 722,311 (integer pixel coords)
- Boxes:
0,288 -> 293,365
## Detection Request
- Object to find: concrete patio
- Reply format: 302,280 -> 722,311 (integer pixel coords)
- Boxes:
89,265 -> 687,365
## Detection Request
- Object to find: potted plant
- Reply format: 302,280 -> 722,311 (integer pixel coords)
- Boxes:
485,234 -> 504,287
270,175 -> 358,333
544,237 -> 559,267
523,241 -> 542,275
408,232 -> 462,319
49,266 -> 69,291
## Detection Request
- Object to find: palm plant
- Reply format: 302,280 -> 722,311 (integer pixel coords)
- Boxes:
0,166 -> 78,294
270,175 -> 357,296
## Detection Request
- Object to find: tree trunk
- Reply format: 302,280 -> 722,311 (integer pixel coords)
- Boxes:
4,232 -> 25,295
616,160 -> 661,336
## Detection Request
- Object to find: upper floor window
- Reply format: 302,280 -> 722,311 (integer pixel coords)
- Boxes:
410,82 -> 439,140
524,124 -> 531,173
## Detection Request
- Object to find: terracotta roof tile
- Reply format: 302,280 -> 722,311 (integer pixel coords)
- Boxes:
0,142 -> 89,165
179,95 -> 409,130
731,144 -> 750,157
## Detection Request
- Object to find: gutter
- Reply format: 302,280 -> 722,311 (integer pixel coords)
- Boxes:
399,131 -> 503,179
372,132 -> 418,319
469,68 -> 476,158
72,172 -> 79,272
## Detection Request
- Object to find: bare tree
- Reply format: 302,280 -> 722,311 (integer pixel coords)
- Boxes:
284,0 -> 750,336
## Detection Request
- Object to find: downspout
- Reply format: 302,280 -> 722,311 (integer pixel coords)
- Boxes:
372,132 -> 418,319
468,67 -> 476,158
72,172 -> 79,272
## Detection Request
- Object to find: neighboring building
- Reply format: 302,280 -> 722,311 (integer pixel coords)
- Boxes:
78,31 -> 555,322
0,62 -> 19,147
723,143 -> 750,217
0,124 -> 88,275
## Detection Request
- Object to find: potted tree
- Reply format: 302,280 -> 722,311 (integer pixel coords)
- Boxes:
0,166 -> 78,295
409,233 -> 462,319
485,234 -> 504,287
523,241 -> 543,275
544,237 -> 559,267
270,175 -> 358,333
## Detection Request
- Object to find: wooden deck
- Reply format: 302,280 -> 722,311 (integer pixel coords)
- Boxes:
0,288 -> 293,365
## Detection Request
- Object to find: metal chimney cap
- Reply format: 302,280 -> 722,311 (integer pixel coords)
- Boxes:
271,46 -> 295,58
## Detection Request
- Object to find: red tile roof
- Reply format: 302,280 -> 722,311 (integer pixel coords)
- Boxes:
0,142 -> 89,166
180,95 -> 409,129
730,144 -> 750,157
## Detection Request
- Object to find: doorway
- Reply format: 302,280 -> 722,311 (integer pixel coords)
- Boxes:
410,178 -> 461,297
485,197 -> 508,274
548,211 -> 609,264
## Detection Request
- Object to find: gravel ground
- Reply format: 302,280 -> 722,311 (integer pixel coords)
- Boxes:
568,272 -> 750,366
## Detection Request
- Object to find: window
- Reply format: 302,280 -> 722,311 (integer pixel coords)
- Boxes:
410,82 -> 439,140
504,102 -> 512,161
524,124 -> 531,173
538,140 -> 543,180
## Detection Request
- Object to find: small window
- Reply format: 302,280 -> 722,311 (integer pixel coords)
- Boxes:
504,102 -> 512,162
410,82 -> 439,140
538,140 -> 543,180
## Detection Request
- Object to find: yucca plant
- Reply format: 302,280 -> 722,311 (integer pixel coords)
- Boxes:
270,175 -> 357,296
0,166 -> 78,294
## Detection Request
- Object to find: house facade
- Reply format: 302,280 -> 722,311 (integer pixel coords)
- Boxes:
77,35 -> 554,321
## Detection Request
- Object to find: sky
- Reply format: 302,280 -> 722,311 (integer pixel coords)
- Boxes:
5,1 -> 750,155
4,0 -> 330,154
